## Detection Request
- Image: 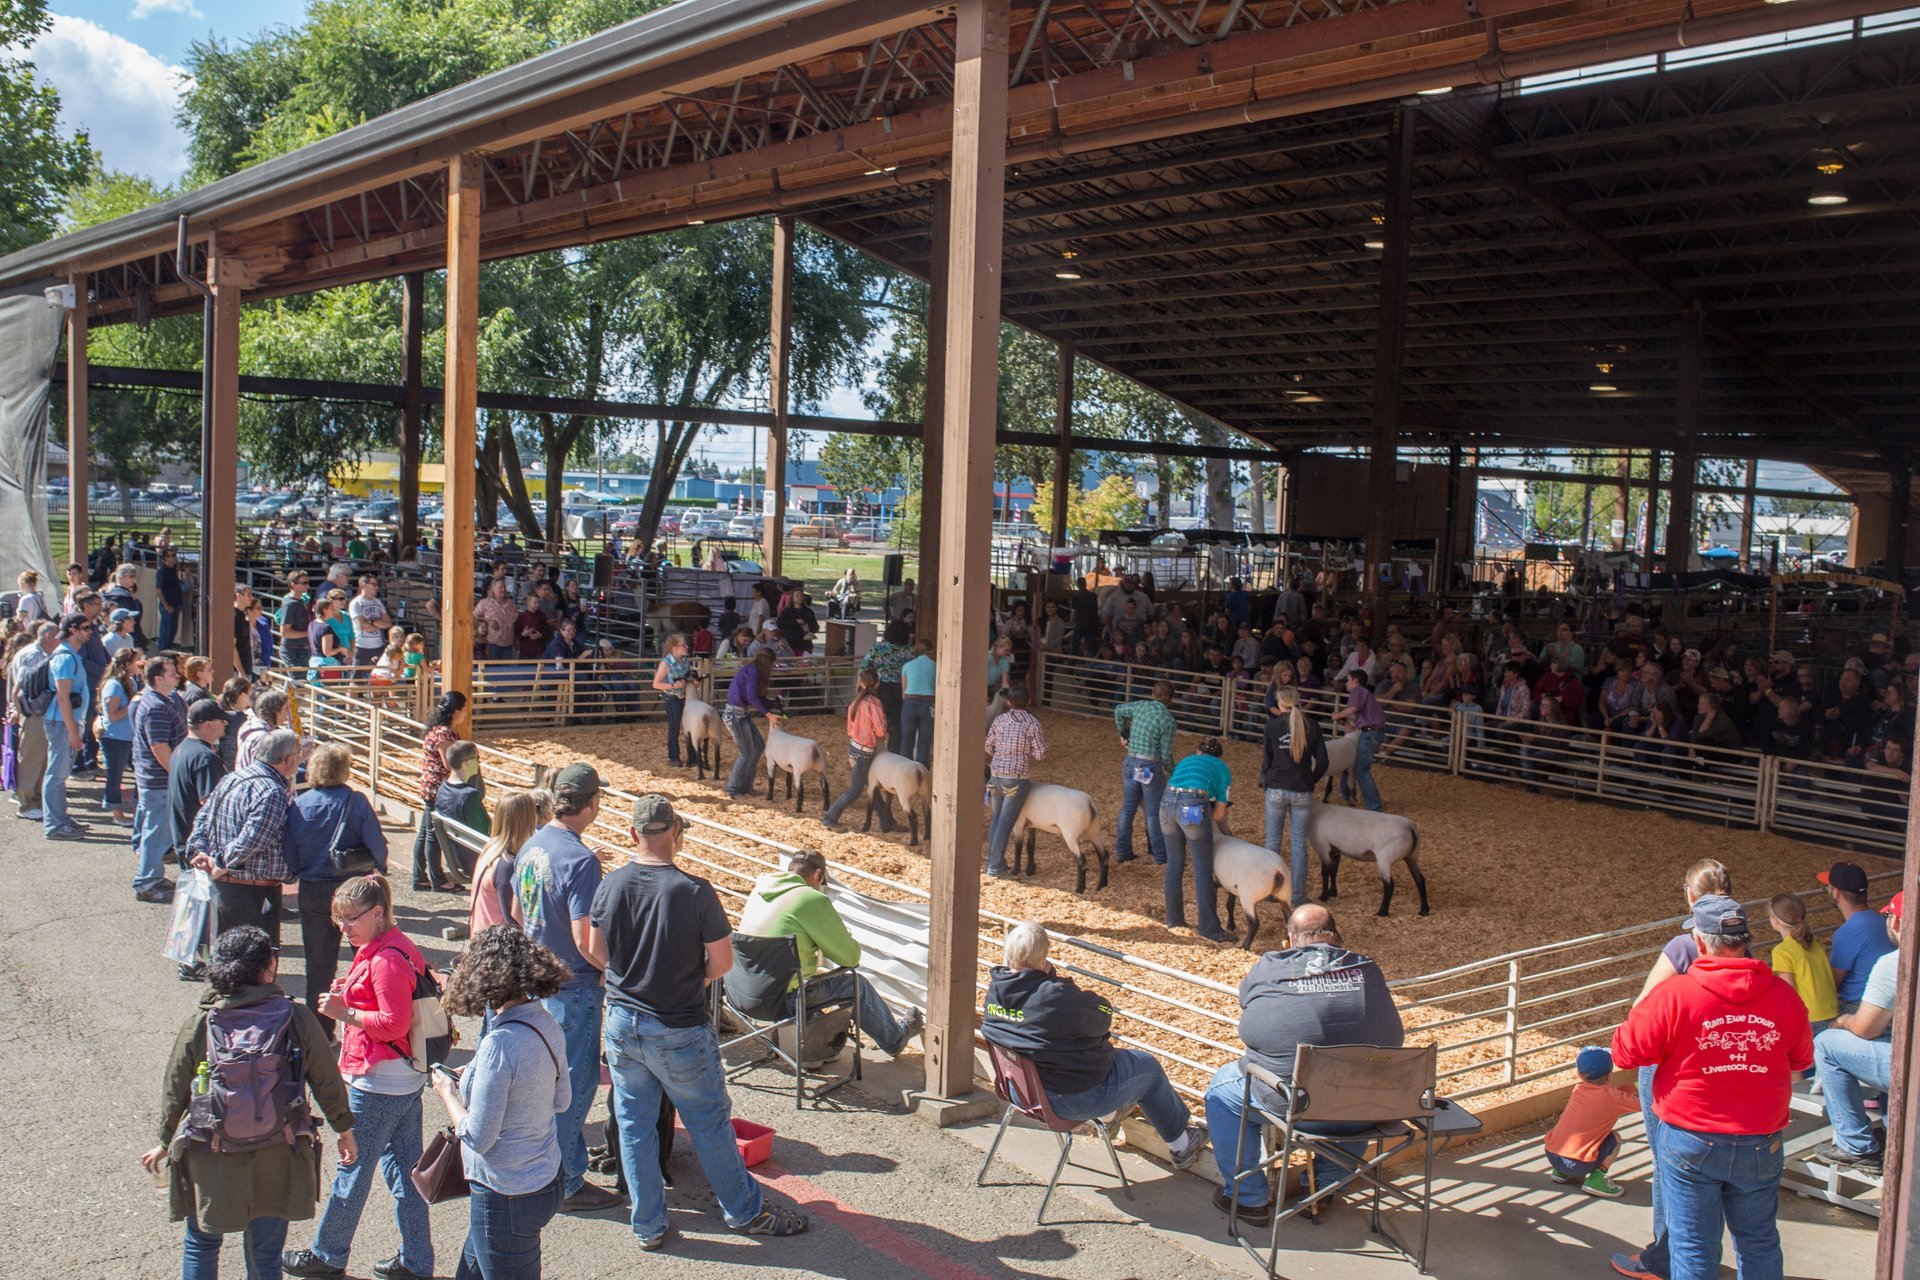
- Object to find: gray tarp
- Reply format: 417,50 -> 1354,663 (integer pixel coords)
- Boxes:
0,289 -> 66,593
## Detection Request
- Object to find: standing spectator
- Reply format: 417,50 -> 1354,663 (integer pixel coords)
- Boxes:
215,678 -> 250,773
1112,680 -> 1177,866
432,927 -> 571,1278
41,612 -> 92,840
984,685 -> 1047,880
651,632 -> 693,768
724,651 -> 775,799
58,562 -> 86,613
469,790 -> 550,940
412,692 -> 466,892
74,590 -> 109,775
1809,892 -> 1901,1175
1261,685 -> 1328,904
230,586 -> 257,681
1765,894 -> 1837,1044
141,926 -> 357,1280
1610,896 -> 1813,1280
130,655 -> 186,903
474,579 -> 517,660
899,641 -> 936,767
7,621 -> 56,820
283,744 -> 389,1031
155,548 -> 184,653
307,597 -> 347,676
96,647 -> 141,826
182,729 -> 302,947
596,794 -> 809,1249
513,764 -> 623,1211
102,607 -> 138,657
515,591 -> 554,659
283,876 -> 435,1280
236,688 -> 293,772
103,563 -> 146,647
776,590 -> 819,655
822,668 -> 898,834
12,570 -> 47,623
859,620 -> 913,746
279,570 -> 314,670
433,740 -> 490,883
1821,861 -> 1896,1013
986,636 -> 1016,696
1159,737 -> 1234,942
168,700 -> 230,859
1329,668 -> 1386,811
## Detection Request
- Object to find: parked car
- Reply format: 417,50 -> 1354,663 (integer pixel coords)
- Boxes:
790,516 -> 844,541
356,499 -> 401,528
684,518 -> 731,540
727,514 -> 762,539
839,522 -> 881,545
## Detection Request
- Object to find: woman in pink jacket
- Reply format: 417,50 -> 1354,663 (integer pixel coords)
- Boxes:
283,875 -> 435,1280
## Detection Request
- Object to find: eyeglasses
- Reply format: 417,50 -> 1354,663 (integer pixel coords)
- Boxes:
332,904 -> 376,930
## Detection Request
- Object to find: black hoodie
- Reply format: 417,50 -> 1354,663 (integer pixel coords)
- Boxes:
982,965 -> 1114,1095
1260,709 -> 1329,793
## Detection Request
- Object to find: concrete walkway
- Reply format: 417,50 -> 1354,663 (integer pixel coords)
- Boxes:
0,768 -> 1878,1279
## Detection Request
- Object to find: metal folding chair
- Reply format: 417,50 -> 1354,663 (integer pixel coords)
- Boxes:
713,931 -> 860,1107
1226,1043 -> 1472,1276
975,1041 -> 1134,1224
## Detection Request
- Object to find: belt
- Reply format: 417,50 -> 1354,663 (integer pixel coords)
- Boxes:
1166,786 -> 1210,796
220,875 -> 282,888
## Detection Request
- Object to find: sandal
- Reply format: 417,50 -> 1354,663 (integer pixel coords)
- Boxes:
736,1208 -> 810,1237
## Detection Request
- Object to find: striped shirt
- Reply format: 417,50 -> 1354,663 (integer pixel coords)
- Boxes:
985,709 -> 1047,778
184,761 -> 293,882
1114,698 -> 1176,767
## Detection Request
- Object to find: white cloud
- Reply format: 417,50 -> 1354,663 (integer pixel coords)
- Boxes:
131,0 -> 204,18
28,15 -> 191,184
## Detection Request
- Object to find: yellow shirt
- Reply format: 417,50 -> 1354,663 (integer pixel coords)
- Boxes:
1769,934 -> 1839,1023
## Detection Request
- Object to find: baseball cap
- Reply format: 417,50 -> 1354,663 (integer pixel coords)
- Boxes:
630,793 -> 677,834
1575,1046 -> 1614,1079
1884,891 -> 1905,922
761,620 -> 779,633
186,698 -> 226,726
109,608 -> 133,623
1770,649 -> 1794,665
552,763 -> 603,803
1707,667 -> 1734,683
787,848 -> 828,876
1870,633 -> 1891,648
1690,894 -> 1750,938
1818,861 -> 1869,895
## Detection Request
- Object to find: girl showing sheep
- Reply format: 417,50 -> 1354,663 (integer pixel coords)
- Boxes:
1158,737 -> 1235,942
822,668 -> 899,834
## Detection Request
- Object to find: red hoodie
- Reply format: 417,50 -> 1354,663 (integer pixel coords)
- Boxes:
1611,954 -> 1813,1134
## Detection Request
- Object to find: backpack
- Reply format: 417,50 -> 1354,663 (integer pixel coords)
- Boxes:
14,649 -> 53,717
370,938 -> 455,1072
185,995 -> 314,1152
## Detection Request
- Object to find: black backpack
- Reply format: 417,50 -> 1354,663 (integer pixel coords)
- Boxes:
14,649 -> 53,717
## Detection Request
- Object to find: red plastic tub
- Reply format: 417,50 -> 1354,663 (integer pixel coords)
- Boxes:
730,1118 -> 775,1167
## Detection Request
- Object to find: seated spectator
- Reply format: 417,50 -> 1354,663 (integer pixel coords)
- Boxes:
1205,904 -> 1404,1225
1758,696 -> 1815,761
1810,892 -> 1901,1175
739,849 -> 923,1057
1823,861 -> 1896,1014
1690,690 -> 1742,754
983,921 -> 1204,1166
1543,1046 -> 1638,1198
1818,666 -> 1874,763
543,617 -> 587,665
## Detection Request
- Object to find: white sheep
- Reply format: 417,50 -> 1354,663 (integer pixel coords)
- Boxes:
985,690 -> 1010,728
764,715 -> 832,813
1208,827 -> 1293,950
1005,783 -> 1109,894
1319,728 -> 1358,804
1306,801 -> 1428,917
864,751 -> 930,846
682,692 -> 725,781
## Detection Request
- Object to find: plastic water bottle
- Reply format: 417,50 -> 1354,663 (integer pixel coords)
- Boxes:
193,1062 -> 210,1095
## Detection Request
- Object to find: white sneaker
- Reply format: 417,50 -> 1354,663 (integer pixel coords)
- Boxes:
18,807 -> 43,820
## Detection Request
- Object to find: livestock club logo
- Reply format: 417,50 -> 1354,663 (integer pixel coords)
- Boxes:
1695,1013 -> 1782,1074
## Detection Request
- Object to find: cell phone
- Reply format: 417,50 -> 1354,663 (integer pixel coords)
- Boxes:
431,1064 -> 460,1085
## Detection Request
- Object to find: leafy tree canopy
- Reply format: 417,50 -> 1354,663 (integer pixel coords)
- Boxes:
2,0 -> 97,254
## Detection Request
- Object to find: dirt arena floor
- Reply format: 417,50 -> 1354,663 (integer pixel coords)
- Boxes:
490,705 -> 1899,1101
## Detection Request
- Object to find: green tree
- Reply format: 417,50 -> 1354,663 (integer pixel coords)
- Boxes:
1031,473 -> 1143,542
1,1 -> 96,254
1080,367 -> 1202,523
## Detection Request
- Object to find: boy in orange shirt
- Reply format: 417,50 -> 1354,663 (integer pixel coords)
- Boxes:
1544,1046 -> 1640,1198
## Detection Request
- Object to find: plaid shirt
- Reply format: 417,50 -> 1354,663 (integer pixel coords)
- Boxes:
985,709 -> 1048,778
1114,698 -> 1176,767
185,761 -> 293,882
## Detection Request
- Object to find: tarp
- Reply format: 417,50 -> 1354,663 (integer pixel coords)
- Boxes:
0,289 -> 65,594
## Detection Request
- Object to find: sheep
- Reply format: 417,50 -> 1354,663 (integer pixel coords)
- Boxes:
1004,783 -> 1109,894
862,751 -> 930,846
985,690 -> 1010,729
682,692 -> 725,781
763,714 -> 832,813
1319,727 -> 1359,804
1208,827 -> 1293,950
1306,801 -> 1428,917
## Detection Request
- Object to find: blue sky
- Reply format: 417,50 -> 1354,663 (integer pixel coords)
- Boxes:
23,1 -> 307,185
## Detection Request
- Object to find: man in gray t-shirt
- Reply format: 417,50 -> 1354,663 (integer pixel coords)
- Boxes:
1204,904 -> 1404,1221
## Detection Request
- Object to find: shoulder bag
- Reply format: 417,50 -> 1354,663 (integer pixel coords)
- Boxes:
324,796 -> 380,879
412,1021 -> 562,1203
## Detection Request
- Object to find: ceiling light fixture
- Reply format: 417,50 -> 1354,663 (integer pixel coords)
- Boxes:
687,218 -> 705,225
1417,86 -> 1453,96
1808,156 -> 1849,206
1589,361 -> 1617,393
1054,269 -> 1083,280
863,164 -> 899,177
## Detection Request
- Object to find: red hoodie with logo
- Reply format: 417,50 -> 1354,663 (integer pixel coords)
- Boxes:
1611,954 -> 1814,1134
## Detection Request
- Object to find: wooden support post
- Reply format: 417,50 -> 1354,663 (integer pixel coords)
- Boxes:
924,0 -> 1008,1102
398,272 -> 425,559
1048,341 -> 1073,549
917,181 -> 951,646
764,216 -> 793,576
1440,444 -> 1463,590
66,274 -> 88,563
1364,108 -> 1415,639
1740,458 -> 1759,569
204,249 -> 242,691
1642,451 -> 1662,566
1877,728 -> 1920,1280
1665,311 -> 1701,575
440,155 -> 482,734
1885,451 -> 1911,579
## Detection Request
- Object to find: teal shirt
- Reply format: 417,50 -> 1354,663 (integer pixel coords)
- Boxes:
1114,698 -> 1176,767
902,653 -> 937,697
1167,753 -> 1232,804
44,643 -> 88,727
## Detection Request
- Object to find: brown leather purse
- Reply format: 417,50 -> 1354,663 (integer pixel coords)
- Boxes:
410,1125 -> 468,1203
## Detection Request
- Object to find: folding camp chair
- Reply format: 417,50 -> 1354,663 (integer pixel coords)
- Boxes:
1226,1043 -> 1476,1276
974,1042 -> 1134,1225
714,932 -> 860,1107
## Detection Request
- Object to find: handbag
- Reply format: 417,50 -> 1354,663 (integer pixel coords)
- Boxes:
411,1022 -> 562,1203
324,800 -> 380,879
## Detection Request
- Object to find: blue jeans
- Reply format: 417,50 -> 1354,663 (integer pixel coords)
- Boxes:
900,696 -> 934,766
1637,1064 -> 1670,1276
307,1085 -> 433,1275
604,1004 -> 763,1242
663,695 -> 685,764
1348,727 -> 1384,810
1814,1027 -> 1893,1156
725,711 -> 763,796
1116,755 -> 1167,863
158,605 -> 180,654
986,775 -> 1031,876
542,983 -> 605,1197
102,737 -> 131,808
1159,791 -> 1220,936
1264,788 -> 1313,905
1047,1048 -> 1190,1143
1655,1125 -> 1785,1280
183,1213 -> 287,1280
1204,1061 -> 1371,1204
133,783 -> 172,890
486,643 -> 514,660
800,970 -> 912,1055
454,1173 -> 562,1280
42,722 -> 74,834
824,747 -> 894,829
